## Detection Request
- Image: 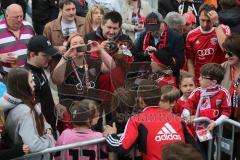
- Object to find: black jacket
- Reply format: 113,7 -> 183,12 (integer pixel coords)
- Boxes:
134,29 -> 185,77
32,0 -> 59,24
219,7 -> 240,34
1,0 -> 27,16
158,0 -> 179,17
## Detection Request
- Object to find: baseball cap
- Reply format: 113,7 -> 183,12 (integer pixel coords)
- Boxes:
27,35 -> 58,56
144,12 -> 163,31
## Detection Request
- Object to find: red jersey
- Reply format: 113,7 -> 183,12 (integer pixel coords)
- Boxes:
184,86 -> 231,120
174,96 -> 186,116
185,25 -> 230,85
106,106 -> 192,160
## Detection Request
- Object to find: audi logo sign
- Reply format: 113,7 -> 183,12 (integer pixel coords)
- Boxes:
197,48 -> 214,56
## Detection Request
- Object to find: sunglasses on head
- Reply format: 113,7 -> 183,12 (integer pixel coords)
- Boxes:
224,49 -> 235,57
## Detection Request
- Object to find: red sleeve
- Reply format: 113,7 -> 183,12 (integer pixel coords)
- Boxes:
185,33 -> 194,60
173,99 -> 183,116
221,25 -> 231,36
220,89 -> 231,117
183,89 -> 200,115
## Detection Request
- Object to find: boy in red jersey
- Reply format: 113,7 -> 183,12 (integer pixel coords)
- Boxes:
182,63 -> 231,159
104,80 -> 200,160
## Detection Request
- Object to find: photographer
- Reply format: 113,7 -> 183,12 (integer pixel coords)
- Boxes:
52,32 -> 116,132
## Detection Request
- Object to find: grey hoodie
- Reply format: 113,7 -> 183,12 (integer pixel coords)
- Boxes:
0,93 -> 55,160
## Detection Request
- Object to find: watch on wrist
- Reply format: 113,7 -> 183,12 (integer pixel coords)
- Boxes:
213,22 -> 220,28
62,55 -> 70,61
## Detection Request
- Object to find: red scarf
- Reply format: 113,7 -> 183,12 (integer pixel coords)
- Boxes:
143,24 -> 168,52
229,66 -> 239,118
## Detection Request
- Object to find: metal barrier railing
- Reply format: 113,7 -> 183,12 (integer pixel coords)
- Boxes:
13,136 -> 107,160
216,118 -> 240,160
13,117 -> 240,160
194,117 -> 240,160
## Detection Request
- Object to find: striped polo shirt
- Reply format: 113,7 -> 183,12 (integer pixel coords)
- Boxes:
0,19 -> 35,72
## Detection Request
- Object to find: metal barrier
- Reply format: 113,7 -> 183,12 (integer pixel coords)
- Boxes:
194,117 -> 240,160
216,118 -> 240,160
13,117 -> 240,160
13,136 -> 107,160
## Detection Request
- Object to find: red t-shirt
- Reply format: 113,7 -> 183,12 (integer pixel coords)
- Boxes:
185,25 -> 230,85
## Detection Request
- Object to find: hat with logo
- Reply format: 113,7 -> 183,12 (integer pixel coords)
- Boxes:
27,35 -> 58,56
144,12 -> 163,31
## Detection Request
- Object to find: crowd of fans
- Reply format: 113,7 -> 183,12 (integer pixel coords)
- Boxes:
0,0 -> 240,160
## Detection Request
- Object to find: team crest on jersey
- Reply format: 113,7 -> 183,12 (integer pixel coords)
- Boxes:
210,38 -> 218,45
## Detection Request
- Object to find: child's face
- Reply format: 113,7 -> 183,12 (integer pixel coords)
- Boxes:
180,78 -> 196,98
91,111 -> 100,126
199,75 -> 215,88
159,100 -> 176,111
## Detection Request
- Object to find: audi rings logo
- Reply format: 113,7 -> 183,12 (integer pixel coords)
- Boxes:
197,48 -> 214,56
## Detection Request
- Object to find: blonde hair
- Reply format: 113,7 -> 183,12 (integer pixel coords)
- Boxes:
84,5 -> 104,33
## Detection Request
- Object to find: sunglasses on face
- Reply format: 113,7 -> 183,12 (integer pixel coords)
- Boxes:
224,49 -> 234,57
200,75 -> 212,80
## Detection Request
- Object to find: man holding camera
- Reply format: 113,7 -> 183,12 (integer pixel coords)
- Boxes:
84,11 -> 135,100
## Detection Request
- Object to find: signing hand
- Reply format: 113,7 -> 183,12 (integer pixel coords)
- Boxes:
206,121 -> 216,131
144,46 -> 157,55
103,122 -> 117,137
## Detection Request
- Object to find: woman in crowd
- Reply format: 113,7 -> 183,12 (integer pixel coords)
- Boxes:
0,108 -> 30,160
120,0 -> 152,41
80,5 -> 104,37
221,34 -> 240,160
2,68 -> 55,160
51,32 -> 116,131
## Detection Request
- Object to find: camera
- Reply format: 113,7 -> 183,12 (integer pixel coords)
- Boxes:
76,45 -> 87,52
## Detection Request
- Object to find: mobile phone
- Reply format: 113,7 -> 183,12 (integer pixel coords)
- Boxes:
77,45 -> 87,52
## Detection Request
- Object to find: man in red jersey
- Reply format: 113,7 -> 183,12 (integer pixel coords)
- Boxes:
186,3 -> 230,86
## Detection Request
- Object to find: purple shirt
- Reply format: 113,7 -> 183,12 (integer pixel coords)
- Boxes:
0,19 -> 35,72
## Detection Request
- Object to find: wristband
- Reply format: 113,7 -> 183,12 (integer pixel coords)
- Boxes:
62,55 -> 70,61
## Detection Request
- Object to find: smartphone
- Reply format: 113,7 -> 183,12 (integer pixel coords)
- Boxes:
77,45 -> 87,52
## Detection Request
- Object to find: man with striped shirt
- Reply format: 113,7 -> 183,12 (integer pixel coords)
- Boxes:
0,4 -> 35,72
